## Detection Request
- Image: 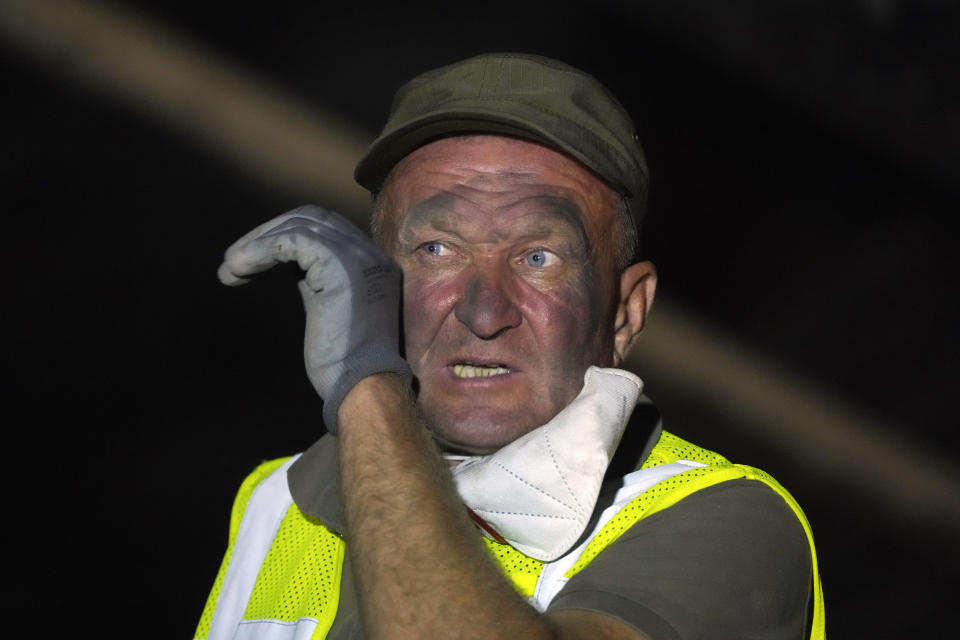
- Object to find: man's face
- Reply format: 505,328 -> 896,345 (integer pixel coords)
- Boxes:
379,136 -> 623,454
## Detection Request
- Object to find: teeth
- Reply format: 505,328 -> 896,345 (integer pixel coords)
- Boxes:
453,364 -> 510,378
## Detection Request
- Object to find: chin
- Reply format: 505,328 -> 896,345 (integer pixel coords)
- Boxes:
421,408 -> 546,455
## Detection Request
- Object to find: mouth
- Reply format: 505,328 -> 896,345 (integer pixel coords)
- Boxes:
451,363 -> 512,379
446,353 -> 520,380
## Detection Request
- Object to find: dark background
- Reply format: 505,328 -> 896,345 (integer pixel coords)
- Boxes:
4,1 -> 958,637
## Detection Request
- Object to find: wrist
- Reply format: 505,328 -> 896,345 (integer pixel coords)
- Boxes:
337,372 -> 422,446
319,342 -> 412,435
325,360 -> 413,434
340,372 -> 412,416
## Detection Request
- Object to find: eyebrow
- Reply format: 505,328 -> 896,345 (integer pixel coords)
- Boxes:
508,194 -> 590,248
401,192 -> 465,237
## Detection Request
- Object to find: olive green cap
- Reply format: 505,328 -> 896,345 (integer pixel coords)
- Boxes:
354,53 -> 649,224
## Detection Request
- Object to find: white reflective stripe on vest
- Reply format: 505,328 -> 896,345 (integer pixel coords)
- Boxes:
529,460 -> 707,611
234,617 -> 319,640
208,455 -> 301,640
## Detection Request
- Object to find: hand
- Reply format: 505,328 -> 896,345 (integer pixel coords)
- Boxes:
218,205 -> 411,434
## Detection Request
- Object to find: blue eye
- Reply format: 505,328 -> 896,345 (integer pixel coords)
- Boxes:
525,249 -> 553,268
422,242 -> 446,256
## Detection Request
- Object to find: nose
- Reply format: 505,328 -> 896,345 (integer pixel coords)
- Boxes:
454,265 -> 522,339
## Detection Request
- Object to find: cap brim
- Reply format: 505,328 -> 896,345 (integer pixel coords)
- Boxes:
353,109 -> 627,197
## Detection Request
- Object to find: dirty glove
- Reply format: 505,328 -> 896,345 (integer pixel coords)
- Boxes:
217,205 -> 411,434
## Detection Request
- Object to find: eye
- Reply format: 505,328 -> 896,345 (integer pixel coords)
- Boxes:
420,241 -> 449,257
524,248 -> 557,268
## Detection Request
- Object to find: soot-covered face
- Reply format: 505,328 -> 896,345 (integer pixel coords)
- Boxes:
378,136 -> 625,454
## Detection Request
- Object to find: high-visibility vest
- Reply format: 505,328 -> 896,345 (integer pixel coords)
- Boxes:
195,430 -> 825,640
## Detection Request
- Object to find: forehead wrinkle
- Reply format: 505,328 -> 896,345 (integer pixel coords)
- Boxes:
461,168 -> 541,187
405,186 -> 588,236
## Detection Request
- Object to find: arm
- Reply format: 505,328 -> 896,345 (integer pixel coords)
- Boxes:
338,373 -> 649,640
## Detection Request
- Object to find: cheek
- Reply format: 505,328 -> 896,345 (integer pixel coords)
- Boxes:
400,271 -> 459,359
514,271 -> 608,365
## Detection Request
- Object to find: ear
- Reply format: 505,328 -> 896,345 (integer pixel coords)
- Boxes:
612,261 -> 657,366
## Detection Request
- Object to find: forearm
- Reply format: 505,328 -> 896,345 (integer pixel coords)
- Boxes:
337,373 -> 554,640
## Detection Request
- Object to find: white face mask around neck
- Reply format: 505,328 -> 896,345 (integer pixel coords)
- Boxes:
446,366 -> 642,561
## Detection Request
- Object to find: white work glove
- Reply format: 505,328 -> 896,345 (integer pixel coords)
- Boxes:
217,205 -> 411,434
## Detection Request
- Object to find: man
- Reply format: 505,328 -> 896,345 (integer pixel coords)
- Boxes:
196,53 -> 825,640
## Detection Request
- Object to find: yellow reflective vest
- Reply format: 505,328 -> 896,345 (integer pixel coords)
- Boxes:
196,430 -> 825,639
